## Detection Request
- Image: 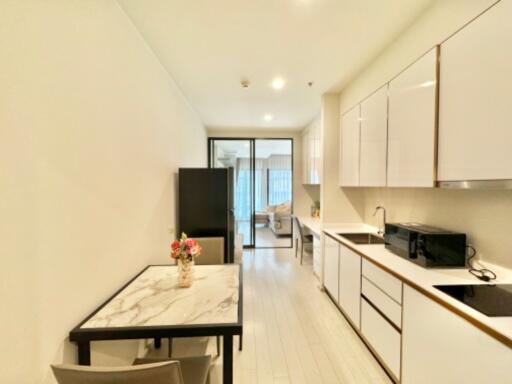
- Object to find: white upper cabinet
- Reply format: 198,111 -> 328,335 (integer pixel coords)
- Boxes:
360,85 -> 388,186
309,130 -> 316,182
302,119 -> 321,185
313,127 -> 321,184
438,0 -> 512,182
339,105 -> 360,187
387,47 -> 438,187
302,130 -> 309,184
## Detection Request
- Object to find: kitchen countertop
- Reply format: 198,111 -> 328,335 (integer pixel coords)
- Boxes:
323,223 -> 512,348
296,216 -> 348,237
297,216 -> 322,236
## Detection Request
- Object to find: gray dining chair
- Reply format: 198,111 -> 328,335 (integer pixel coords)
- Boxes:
293,216 -> 313,265
168,237 -> 224,358
195,237 -> 225,265
52,354 -> 211,384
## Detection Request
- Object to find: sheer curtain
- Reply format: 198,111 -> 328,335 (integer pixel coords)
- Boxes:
235,158 -> 252,221
236,154 -> 291,215
268,155 -> 292,205
254,159 -> 266,211
268,170 -> 292,205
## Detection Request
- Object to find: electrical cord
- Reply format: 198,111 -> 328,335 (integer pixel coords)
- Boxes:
466,245 -> 496,282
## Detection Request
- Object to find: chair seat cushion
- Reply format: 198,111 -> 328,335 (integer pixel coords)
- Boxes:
133,355 -> 211,384
52,362 -> 182,384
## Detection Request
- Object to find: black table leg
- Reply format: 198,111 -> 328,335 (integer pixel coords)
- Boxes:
154,337 -> 161,349
77,341 -> 91,365
223,335 -> 233,384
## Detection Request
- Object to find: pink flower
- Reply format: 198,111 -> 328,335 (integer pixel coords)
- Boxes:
169,234 -> 202,262
170,248 -> 180,259
185,239 -> 195,248
190,245 -> 201,256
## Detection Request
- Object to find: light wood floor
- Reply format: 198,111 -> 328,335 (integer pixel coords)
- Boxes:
150,248 -> 392,384
255,226 -> 292,248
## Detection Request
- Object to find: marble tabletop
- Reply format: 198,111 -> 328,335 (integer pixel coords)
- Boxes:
81,264 -> 240,329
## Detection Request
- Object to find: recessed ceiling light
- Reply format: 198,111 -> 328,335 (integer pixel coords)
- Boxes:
263,114 -> 273,122
241,78 -> 250,88
271,77 -> 286,90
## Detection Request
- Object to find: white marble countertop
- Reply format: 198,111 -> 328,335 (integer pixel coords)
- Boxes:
323,223 -> 512,345
297,216 -> 349,237
297,216 -> 322,235
81,265 -> 240,329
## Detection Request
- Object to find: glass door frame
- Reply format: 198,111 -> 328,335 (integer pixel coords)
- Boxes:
208,137 -> 294,249
208,138 -> 256,248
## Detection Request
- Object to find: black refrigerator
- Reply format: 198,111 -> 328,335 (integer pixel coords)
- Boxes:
178,168 -> 235,263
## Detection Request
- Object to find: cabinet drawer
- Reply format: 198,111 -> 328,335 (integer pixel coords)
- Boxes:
362,260 -> 402,303
362,277 -> 402,329
361,298 -> 401,379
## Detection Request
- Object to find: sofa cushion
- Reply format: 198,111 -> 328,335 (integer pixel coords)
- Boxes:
275,202 -> 291,214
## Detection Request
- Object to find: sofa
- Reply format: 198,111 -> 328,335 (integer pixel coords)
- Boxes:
267,202 -> 292,236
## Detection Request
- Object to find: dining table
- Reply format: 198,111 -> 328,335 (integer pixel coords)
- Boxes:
69,264 -> 242,384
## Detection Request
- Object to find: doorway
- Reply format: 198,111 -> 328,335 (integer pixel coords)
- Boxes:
208,138 -> 293,248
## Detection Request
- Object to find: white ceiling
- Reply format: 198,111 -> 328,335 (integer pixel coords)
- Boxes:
118,0 -> 434,130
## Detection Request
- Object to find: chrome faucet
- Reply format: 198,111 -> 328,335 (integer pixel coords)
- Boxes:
373,206 -> 386,236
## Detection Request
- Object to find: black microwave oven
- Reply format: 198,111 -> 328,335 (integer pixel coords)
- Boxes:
384,223 -> 466,268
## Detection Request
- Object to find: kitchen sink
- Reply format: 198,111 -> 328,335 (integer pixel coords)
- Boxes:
337,232 -> 385,245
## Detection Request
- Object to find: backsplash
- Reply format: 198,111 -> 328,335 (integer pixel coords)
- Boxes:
359,187 -> 512,269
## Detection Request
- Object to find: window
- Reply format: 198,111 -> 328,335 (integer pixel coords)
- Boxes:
268,169 -> 292,206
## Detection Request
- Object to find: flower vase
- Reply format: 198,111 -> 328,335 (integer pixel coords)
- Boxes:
177,259 -> 194,288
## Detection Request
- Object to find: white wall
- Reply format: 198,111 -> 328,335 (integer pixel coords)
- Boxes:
0,1 -> 207,383
336,0 -> 512,267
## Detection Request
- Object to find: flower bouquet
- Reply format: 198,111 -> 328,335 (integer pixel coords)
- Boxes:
171,233 -> 202,288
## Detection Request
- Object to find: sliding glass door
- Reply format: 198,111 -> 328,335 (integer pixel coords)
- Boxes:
209,138 -> 293,248
254,139 -> 293,248
209,139 -> 254,247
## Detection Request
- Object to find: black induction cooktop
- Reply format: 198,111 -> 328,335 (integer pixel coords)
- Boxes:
434,284 -> 512,317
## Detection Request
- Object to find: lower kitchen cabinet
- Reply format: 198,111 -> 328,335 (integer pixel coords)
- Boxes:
323,235 -> 339,302
338,245 -> 361,328
361,298 -> 402,380
402,285 -> 512,384
362,277 -> 402,328
322,233 -> 512,383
